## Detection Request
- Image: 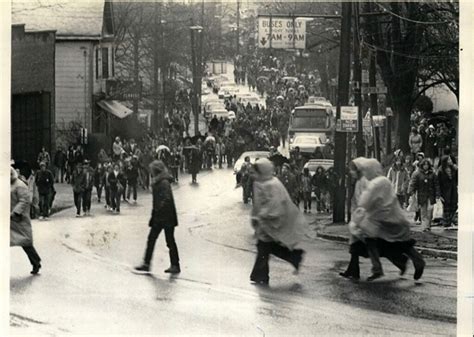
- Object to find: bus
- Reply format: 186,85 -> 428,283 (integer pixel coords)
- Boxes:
288,104 -> 335,148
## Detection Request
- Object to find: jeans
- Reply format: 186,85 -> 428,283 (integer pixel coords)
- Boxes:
23,246 -> 41,266
250,240 -> 302,283
82,189 -> 92,212
38,193 -> 50,217
74,192 -> 82,215
420,200 -> 433,230
105,186 -> 111,207
55,166 -> 65,183
303,191 -> 312,211
111,188 -> 121,211
96,185 -> 103,202
144,225 -> 180,267
127,182 -> 138,201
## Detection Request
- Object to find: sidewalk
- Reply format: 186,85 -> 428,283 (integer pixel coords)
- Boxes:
315,215 -> 457,260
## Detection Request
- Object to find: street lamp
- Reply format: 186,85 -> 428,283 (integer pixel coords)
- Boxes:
190,24 -> 203,136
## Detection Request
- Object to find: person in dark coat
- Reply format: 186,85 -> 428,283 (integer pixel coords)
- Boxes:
126,157 -> 140,203
71,163 -> 85,217
94,163 -> 105,203
53,146 -> 67,183
82,161 -> 94,216
134,160 -> 180,274
11,167 -> 42,274
108,163 -> 125,214
35,161 -> 54,220
311,166 -> 327,213
189,146 -> 201,184
438,156 -> 458,227
408,158 -> 441,232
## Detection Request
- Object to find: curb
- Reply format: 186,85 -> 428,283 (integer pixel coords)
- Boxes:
316,232 -> 457,260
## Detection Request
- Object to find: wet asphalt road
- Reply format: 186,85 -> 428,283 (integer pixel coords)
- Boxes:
10,168 -> 456,336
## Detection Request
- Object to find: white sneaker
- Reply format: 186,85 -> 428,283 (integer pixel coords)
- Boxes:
38,216 -> 44,220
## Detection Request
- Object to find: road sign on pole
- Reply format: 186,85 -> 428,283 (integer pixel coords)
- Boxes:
337,106 -> 359,132
257,17 -> 306,49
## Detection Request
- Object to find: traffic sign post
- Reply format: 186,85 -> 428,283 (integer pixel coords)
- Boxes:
257,17 -> 306,49
337,106 -> 359,132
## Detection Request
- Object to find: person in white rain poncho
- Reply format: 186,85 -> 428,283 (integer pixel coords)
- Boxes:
249,158 -> 306,285
340,158 -> 409,281
350,174 -> 426,281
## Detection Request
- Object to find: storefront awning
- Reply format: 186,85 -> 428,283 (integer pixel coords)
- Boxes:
97,100 -> 133,119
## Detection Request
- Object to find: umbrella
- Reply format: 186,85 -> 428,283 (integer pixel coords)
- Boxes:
287,88 -> 296,94
298,84 -> 305,90
204,136 -> 216,144
276,95 -> 285,101
156,145 -> 170,153
257,76 -> 269,82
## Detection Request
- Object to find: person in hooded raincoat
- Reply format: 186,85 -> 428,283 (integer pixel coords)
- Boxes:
351,175 -> 426,280
249,158 -> 306,285
134,160 -> 180,274
11,167 -> 42,274
340,158 -> 407,281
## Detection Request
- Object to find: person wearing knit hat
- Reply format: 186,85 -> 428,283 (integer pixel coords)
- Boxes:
134,160 -> 180,274
249,158 -> 306,285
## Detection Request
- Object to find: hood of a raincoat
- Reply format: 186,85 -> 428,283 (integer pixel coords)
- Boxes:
255,158 -> 274,181
352,157 -> 383,181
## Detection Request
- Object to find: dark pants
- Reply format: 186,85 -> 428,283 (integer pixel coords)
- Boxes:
191,172 -> 197,182
96,184 -> 103,202
39,193 -> 50,217
55,166 -> 65,183
82,189 -> 92,212
22,246 -> 41,267
74,192 -> 82,215
144,225 -> 180,267
127,182 -> 138,201
303,191 -> 312,211
250,240 -> 301,283
170,167 -> 179,182
111,188 -> 121,211
105,186 -> 111,206
343,240 -> 410,278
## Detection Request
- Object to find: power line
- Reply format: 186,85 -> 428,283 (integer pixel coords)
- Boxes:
374,2 -> 454,25
361,39 -> 457,61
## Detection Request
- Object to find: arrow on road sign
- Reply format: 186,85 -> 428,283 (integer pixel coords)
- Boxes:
260,37 -> 267,46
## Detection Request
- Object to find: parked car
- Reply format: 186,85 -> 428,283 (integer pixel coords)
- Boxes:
289,135 -> 325,154
303,159 -> 334,176
233,151 -> 270,174
204,101 -> 226,118
218,81 -> 239,99
241,96 -> 266,109
208,108 -> 230,121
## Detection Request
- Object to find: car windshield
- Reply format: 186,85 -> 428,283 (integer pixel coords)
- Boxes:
294,137 -> 320,145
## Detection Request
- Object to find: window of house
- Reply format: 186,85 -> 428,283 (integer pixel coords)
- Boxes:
102,47 -> 109,79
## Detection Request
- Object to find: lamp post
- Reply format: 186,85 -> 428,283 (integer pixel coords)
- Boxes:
190,24 -> 203,136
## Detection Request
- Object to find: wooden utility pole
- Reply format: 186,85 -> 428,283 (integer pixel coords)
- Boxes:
333,2 -> 352,223
153,2 -> 160,133
190,20 -> 198,136
236,0 -> 240,55
353,1 -> 364,157
369,52 -> 381,161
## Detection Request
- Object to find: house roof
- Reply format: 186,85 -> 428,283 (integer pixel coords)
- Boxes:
12,0 -> 113,39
